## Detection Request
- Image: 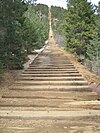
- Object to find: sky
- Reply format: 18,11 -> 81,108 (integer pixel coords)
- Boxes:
36,0 -> 100,8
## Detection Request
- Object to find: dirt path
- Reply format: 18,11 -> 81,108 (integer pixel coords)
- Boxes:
0,10 -> 100,133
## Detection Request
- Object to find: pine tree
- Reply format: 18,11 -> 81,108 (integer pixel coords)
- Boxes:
51,6 -> 66,45
86,1 -> 100,62
86,35 -> 100,61
0,0 -> 28,69
23,4 -> 49,53
65,0 -> 95,56
0,0 -> 49,78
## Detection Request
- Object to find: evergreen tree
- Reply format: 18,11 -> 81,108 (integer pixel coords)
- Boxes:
51,6 -> 66,20
65,0 -> 95,55
86,1 -> 100,62
0,1 -> 49,78
51,6 -> 66,33
86,34 -> 100,61
0,0 -> 28,69
23,4 -> 49,53
35,4 -> 49,17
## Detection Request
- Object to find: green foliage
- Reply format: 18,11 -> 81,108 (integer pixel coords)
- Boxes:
0,1 -> 49,79
35,4 -> 49,17
86,2 -> 100,61
51,6 -> 66,20
51,6 -> 66,38
0,0 -> 28,69
23,4 -> 49,53
86,34 -> 100,61
65,0 -> 95,55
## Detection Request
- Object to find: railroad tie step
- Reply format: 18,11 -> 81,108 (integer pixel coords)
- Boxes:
20,73 -> 82,77
2,90 -> 98,101
10,85 -> 91,92
0,110 -> 100,120
19,76 -> 85,81
22,71 -> 79,74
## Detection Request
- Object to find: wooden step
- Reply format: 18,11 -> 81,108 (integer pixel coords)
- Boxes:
29,64 -> 74,67
26,68 -> 77,71
10,85 -> 91,92
0,119 -> 99,133
15,80 -> 88,85
20,73 -> 82,77
19,76 -> 85,81
22,71 -> 79,74
28,66 -> 75,69
2,91 -> 98,101
0,110 -> 100,119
